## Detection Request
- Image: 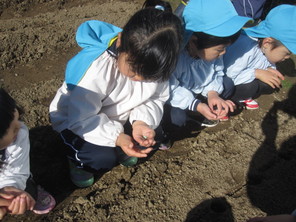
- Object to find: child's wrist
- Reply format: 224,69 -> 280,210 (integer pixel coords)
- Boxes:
132,120 -> 147,128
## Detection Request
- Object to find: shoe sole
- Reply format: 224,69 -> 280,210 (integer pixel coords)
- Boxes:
245,106 -> 259,110
33,192 -> 56,214
71,177 -> 94,188
120,157 -> 138,167
201,122 -> 219,127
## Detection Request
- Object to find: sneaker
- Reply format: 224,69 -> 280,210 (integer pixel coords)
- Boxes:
239,99 -> 259,110
68,160 -> 94,188
33,186 -> 56,214
158,139 -> 172,150
157,131 -> 172,150
120,156 -> 138,167
220,116 -> 229,121
200,118 -> 219,127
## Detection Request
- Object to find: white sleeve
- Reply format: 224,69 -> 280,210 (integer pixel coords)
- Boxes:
0,123 -> 30,190
66,85 -> 124,147
129,81 -> 169,129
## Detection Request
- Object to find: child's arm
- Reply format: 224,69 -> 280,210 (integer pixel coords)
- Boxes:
0,192 -> 14,220
247,215 -> 296,222
1,186 -> 35,214
255,67 -> 285,88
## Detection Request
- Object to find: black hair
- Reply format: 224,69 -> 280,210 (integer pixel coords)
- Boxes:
142,0 -> 173,12
118,7 -> 183,82
0,88 -> 17,139
190,30 -> 241,50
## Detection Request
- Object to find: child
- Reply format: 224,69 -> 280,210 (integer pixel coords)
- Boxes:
164,0 -> 250,131
223,4 -> 296,110
0,88 -> 55,220
49,5 -> 183,187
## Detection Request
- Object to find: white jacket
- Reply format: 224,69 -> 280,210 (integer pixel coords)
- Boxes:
224,33 -> 275,85
49,51 -> 169,147
0,122 -> 30,190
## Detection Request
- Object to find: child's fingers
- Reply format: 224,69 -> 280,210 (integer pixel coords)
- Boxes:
226,101 -> 235,112
0,198 -> 12,207
9,198 -> 18,214
269,68 -> 285,80
25,196 -> 33,211
123,145 -> 148,158
0,192 -> 15,200
270,78 -> 282,88
0,207 -> 8,220
140,138 -> 156,147
215,103 -> 223,115
16,197 -> 26,214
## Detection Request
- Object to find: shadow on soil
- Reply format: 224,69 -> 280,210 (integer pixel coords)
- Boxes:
185,197 -> 234,222
247,84 -> 296,215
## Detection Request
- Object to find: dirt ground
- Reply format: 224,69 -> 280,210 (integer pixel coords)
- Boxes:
1,0 -> 296,221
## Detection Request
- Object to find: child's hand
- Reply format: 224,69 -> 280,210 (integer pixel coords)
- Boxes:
207,91 -> 235,118
132,120 -> 156,148
1,186 -> 35,214
0,189 -> 14,220
255,68 -> 285,89
247,215 -> 296,222
116,133 -> 152,158
196,103 -> 218,120
0,207 -> 8,220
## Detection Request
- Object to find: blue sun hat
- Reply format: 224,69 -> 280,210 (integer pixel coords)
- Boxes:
245,4 -> 296,54
183,0 -> 251,37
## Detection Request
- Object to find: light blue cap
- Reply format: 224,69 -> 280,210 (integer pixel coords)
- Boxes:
183,0 -> 251,37
245,4 -> 296,54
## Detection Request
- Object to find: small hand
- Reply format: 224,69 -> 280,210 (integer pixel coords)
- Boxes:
207,91 -> 235,118
132,120 -> 156,147
196,103 -> 218,120
1,186 -> 35,214
116,133 -> 153,158
255,68 -> 285,88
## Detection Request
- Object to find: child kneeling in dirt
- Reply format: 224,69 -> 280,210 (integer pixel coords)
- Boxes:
49,2 -> 182,188
0,88 -> 55,220
163,0 -> 250,133
223,4 -> 296,110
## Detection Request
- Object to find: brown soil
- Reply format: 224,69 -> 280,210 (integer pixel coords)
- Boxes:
1,1 -> 296,221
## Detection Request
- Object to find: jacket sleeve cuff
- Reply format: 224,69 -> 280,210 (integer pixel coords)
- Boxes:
188,99 -> 201,111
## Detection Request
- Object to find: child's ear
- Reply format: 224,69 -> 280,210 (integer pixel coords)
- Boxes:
262,37 -> 274,49
116,32 -> 122,48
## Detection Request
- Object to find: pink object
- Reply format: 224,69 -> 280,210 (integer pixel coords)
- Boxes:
33,186 -> 56,214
